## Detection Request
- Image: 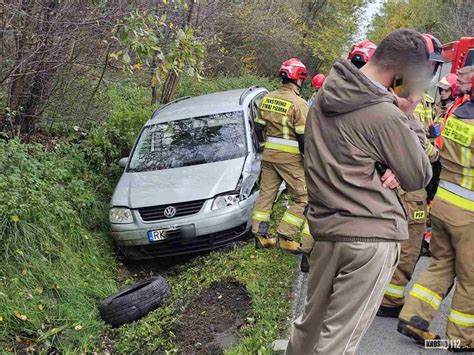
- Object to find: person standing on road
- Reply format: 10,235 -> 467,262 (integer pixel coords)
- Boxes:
286,29 -> 433,355
398,65 -> 474,353
300,41 -> 377,274
252,58 -> 309,253
377,34 -> 444,318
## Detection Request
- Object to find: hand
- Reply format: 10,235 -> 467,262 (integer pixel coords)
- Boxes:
389,88 -> 419,116
381,168 -> 400,190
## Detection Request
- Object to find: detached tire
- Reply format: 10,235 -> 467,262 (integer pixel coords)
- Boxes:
99,276 -> 170,328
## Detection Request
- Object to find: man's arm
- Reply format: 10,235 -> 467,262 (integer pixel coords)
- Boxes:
371,115 -> 432,192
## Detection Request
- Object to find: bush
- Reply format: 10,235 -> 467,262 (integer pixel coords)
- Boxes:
0,74 -> 286,352
0,140 -> 117,352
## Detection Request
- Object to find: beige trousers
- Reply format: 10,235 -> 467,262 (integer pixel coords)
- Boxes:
287,241 -> 400,355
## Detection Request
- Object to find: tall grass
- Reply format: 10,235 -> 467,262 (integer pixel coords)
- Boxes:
1,74 -> 283,352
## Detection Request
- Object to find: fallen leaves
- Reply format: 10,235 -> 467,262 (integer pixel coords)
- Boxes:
13,310 -> 27,321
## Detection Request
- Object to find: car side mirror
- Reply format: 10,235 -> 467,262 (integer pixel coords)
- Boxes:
118,157 -> 129,168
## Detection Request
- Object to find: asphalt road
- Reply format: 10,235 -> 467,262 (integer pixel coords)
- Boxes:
287,256 -> 458,355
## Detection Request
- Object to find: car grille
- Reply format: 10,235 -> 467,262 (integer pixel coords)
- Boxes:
138,199 -> 206,222
123,223 -> 248,259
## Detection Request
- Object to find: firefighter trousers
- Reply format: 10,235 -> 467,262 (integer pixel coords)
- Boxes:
252,160 -> 308,241
287,241 -> 400,355
382,191 -> 427,307
399,214 -> 474,347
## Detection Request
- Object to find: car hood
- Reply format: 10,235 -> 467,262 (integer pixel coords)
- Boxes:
111,157 -> 246,208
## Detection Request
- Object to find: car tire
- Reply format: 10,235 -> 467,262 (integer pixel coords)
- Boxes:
98,276 -> 170,328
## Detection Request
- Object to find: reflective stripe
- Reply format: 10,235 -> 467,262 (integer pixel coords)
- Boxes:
439,180 -> 474,200
409,283 -> 442,311
255,117 -> 266,125
437,186 -> 474,212
385,283 -> 405,298
266,137 -> 299,147
461,147 -> 472,190
252,211 -> 270,222
282,116 -> 289,139
282,212 -> 304,227
295,125 -> 305,134
448,309 -> 474,327
265,137 -> 300,154
426,142 -> 434,156
303,222 -> 311,236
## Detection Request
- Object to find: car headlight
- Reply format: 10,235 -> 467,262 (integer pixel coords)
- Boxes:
109,207 -> 133,224
211,194 -> 240,210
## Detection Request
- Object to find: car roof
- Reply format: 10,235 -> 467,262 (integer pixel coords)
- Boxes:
146,87 -> 267,125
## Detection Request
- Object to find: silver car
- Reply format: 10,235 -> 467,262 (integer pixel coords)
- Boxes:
110,86 -> 268,260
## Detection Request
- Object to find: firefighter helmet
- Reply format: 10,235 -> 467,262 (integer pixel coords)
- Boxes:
421,33 -> 444,63
436,73 -> 458,98
278,58 -> 308,81
348,39 -> 377,68
311,74 -> 326,89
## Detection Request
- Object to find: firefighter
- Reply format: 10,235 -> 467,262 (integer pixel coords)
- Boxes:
347,39 -> 377,69
252,58 -> 309,253
377,33 -> 444,319
398,65 -> 474,352
307,73 -> 326,107
435,73 -> 459,122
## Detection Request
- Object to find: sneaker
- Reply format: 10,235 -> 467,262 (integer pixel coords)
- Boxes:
377,305 -> 402,318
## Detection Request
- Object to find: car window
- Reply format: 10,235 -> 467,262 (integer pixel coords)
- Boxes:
128,111 -> 247,172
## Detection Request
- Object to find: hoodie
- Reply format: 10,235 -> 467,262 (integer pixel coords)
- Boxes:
305,59 -> 432,242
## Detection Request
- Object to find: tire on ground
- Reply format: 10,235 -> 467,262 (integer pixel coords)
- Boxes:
98,276 -> 170,328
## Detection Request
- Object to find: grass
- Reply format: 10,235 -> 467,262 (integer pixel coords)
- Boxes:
110,197 -> 298,354
111,246 -> 298,354
1,75 -> 300,353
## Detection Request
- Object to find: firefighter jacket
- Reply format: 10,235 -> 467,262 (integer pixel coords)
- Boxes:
256,83 -> 309,164
414,93 -> 439,162
304,59 -> 432,242
431,100 -> 474,224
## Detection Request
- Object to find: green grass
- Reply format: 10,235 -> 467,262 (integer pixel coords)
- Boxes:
111,242 -> 298,354
0,75 -> 299,353
110,197 -> 297,354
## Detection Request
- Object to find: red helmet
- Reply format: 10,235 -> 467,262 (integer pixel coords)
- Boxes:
436,73 -> 458,98
421,33 -> 444,63
311,74 -> 326,89
278,58 -> 308,81
348,39 -> 377,68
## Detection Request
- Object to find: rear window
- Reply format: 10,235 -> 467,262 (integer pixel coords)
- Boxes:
128,111 -> 247,172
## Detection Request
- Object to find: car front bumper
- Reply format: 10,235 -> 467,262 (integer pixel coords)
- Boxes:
110,195 -> 256,259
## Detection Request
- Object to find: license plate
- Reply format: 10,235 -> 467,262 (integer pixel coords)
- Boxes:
147,229 -> 166,242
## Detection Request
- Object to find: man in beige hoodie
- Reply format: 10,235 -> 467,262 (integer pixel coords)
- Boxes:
286,29 -> 433,355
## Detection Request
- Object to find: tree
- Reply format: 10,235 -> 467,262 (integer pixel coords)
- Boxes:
0,1 -> 130,138
368,0 -> 474,44
112,7 -> 205,105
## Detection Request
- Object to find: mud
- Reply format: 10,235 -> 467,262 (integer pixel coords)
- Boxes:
175,279 -> 251,354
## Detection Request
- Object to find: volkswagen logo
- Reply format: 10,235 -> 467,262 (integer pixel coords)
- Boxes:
164,206 -> 177,218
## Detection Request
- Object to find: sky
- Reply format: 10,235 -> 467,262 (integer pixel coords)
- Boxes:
357,0 -> 384,39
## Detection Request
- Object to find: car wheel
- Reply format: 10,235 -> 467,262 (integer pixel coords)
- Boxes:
98,276 -> 170,328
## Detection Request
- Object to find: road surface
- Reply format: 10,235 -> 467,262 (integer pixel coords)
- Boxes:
282,256 -> 459,354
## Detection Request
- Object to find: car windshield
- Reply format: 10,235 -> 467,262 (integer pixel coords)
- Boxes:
128,111 -> 247,172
